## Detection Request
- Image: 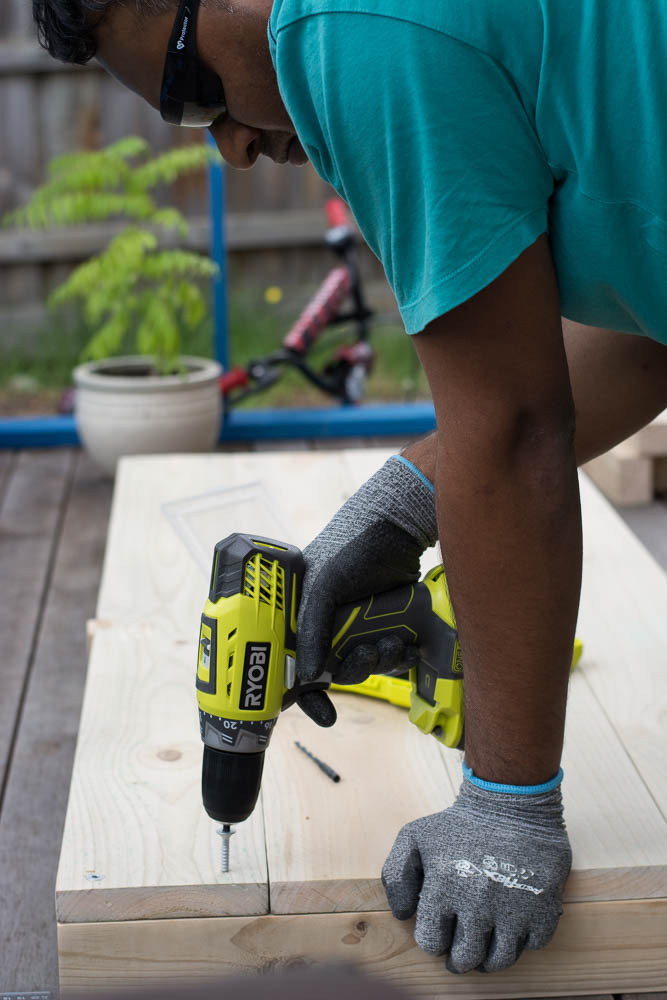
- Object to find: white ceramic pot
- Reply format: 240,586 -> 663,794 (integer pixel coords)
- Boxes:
73,356 -> 223,474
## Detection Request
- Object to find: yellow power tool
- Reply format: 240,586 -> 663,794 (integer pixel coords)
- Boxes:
196,532 -> 581,869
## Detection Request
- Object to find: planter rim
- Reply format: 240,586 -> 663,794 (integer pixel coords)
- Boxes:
73,356 -> 223,393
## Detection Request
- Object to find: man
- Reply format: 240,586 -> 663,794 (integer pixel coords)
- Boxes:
34,0 -> 667,975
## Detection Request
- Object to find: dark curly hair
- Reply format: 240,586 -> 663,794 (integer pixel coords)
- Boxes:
32,0 -> 174,64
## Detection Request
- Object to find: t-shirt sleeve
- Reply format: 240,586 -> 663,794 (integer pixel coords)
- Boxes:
272,12 -> 554,333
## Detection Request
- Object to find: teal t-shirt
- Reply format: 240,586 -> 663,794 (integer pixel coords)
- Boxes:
268,0 -> 667,343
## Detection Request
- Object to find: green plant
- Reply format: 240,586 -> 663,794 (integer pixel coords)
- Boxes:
4,136 -> 218,373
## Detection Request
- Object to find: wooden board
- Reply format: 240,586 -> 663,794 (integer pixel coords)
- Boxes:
575,477 -> 667,818
583,409 -> 667,505
95,449 -> 400,632
0,450 -> 73,794
631,408 -> 667,457
55,626 -> 269,924
582,445 -> 653,505
58,901 -> 667,995
57,451 -> 667,995
0,453 -> 112,992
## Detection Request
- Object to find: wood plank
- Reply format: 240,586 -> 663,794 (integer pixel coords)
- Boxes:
583,410 -> 667,506
582,446 -> 653,506
577,475 -> 667,817
57,899 -> 667,996
57,620 -> 667,924
263,689 -> 456,914
55,626 -> 269,924
438,665 -> 667,902
57,452 -> 667,994
0,211 -> 332,265
268,651 -> 667,911
0,449 -> 72,796
90,456 -> 666,897
0,453 -> 111,993
621,995 -> 667,1000
0,449 -> 15,503
3,0 -> 37,39
95,450 -> 395,632
631,408 -> 667,457
2,74 -> 42,193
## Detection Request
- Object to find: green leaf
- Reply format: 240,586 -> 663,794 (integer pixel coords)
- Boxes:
81,310 -> 130,361
6,134 -> 219,365
131,144 -> 215,192
150,207 -> 189,237
143,249 -> 218,281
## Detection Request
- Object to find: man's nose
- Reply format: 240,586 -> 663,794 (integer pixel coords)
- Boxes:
209,119 -> 262,169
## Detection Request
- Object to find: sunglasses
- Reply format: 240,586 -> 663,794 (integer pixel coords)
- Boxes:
160,0 -> 227,127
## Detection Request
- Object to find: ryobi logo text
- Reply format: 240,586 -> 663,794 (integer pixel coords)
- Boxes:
240,642 -> 271,711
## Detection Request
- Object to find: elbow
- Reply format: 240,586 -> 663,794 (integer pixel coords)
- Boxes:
509,402 -> 576,465
437,399 -> 578,499
507,404 -> 577,501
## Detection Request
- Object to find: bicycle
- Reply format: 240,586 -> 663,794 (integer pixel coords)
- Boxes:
220,198 -> 376,407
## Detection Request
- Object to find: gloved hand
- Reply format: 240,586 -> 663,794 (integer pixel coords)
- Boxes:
294,455 -> 437,727
382,765 -> 572,974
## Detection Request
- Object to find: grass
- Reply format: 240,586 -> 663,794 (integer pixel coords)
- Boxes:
0,286 -> 430,415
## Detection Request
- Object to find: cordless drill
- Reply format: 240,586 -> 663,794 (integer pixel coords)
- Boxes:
196,532 -> 463,869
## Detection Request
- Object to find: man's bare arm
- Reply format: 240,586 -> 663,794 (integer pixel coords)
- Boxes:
410,234 -> 581,784
403,318 -> 667,477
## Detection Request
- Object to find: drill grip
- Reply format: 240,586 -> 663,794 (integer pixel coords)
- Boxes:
326,579 -> 460,680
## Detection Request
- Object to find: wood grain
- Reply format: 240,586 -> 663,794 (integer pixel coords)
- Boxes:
577,475 -> 667,817
57,899 -> 667,996
582,445 -> 653,505
55,624 -> 268,923
0,211 -> 339,265
435,669 -> 667,901
75,455 -> 667,910
263,690 -> 456,914
0,453 -> 111,992
0,449 -> 73,794
631,408 -> 667,456
0,449 -> 14,504
56,451 -> 667,994
95,450 -> 394,632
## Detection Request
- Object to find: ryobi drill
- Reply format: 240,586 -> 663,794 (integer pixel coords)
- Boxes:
196,533 -> 581,870
196,532 -> 464,868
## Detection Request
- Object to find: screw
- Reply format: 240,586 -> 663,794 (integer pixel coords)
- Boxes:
84,872 -> 104,882
216,823 -> 235,873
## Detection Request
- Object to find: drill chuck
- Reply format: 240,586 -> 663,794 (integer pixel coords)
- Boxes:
201,745 -> 265,825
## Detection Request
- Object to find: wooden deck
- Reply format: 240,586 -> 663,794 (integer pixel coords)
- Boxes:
0,444 -> 665,997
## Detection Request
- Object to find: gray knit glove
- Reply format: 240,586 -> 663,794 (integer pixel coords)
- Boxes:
382,766 -> 572,974
296,456 -> 437,704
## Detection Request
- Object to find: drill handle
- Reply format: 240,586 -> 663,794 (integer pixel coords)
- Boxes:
325,578 -> 460,680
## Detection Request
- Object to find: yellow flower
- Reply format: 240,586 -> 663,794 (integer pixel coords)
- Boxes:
264,285 -> 283,305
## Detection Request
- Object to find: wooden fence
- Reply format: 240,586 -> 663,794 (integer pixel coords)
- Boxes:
0,4 -> 358,329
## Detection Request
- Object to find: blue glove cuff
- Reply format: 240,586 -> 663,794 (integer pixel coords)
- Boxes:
463,761 -> 564,795
392,455 -> 435,495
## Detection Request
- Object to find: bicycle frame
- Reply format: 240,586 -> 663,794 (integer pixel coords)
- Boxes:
219,198 -> 376,406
